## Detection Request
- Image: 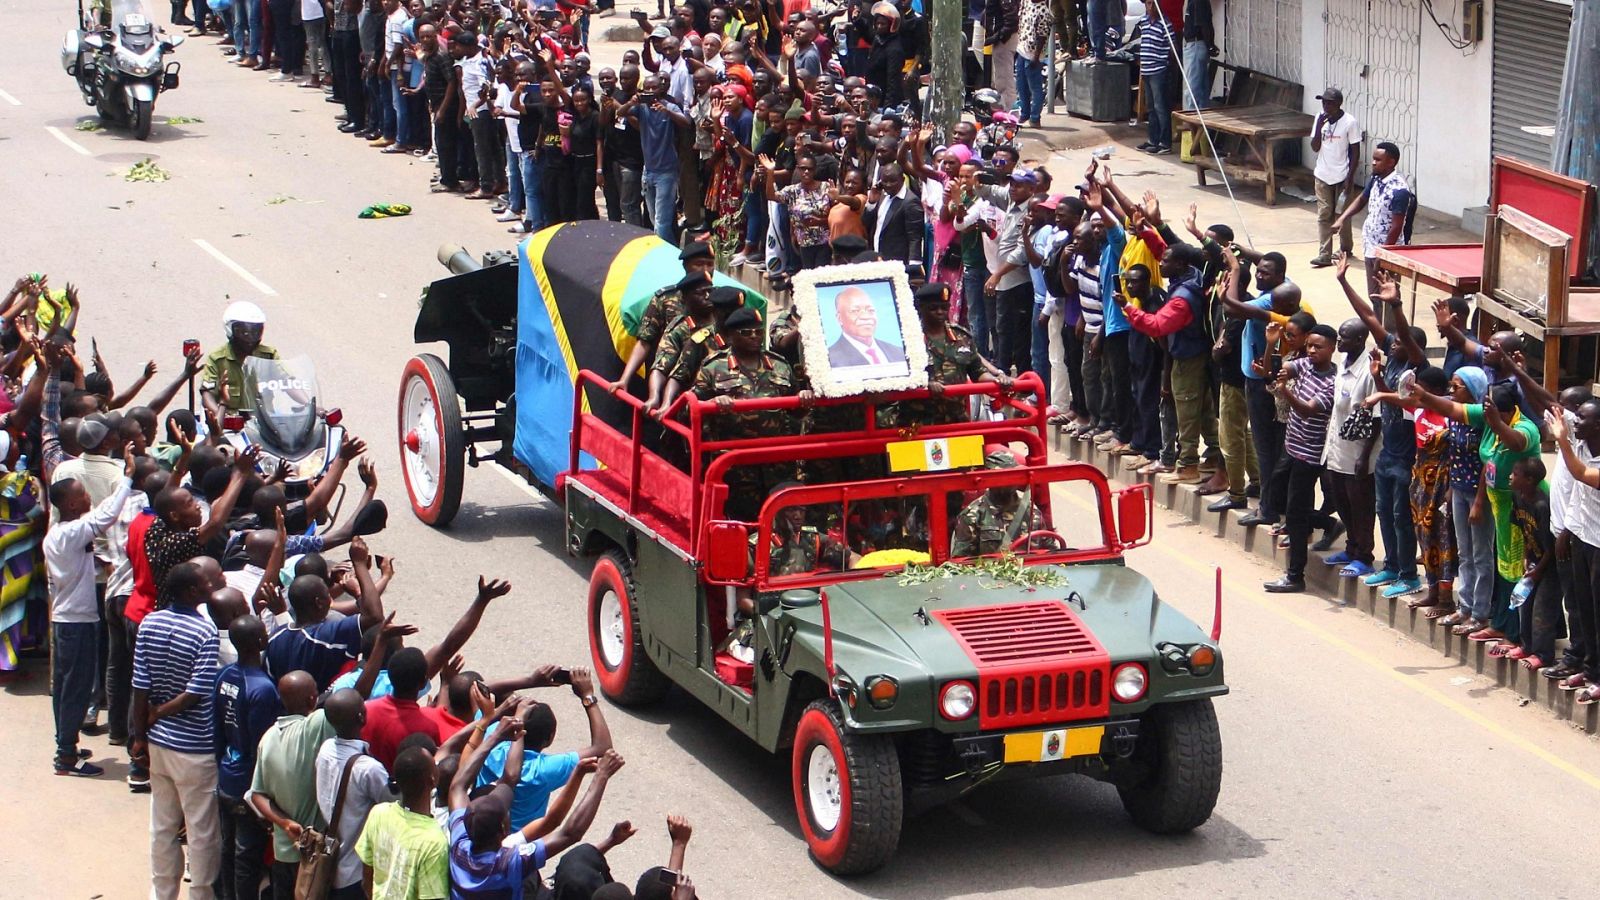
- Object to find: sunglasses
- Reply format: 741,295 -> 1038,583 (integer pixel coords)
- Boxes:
732,327 -> 762,337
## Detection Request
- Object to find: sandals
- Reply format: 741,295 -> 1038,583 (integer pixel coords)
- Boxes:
1518,655 -> 1546,671
1422,605 -> 1454,619
1558,673 -> 1590,692
1466,627 -> 1505,643
1578,685 -> 1600,706
1451,618 -> 1485,636
1505,646 -> 1530,661
1486,642 -> 1517,658
1438,612 -> 1467,627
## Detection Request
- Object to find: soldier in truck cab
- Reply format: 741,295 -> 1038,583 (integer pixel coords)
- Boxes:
760,487 -> 860,576
950,449 -> 1044,557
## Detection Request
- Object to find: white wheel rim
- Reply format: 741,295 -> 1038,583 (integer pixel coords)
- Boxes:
598,589 -> 625,668
402,374 -> 443,507
806,743 -> 843,833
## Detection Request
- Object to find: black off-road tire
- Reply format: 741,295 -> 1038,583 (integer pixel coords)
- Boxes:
791,700 -> 903,875
588,550 -> 669,706
1117,698 -> 1223,834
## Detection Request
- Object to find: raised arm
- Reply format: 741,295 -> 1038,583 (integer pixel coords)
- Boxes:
1549,409 -> 1600,488
1378,272 -> 1426,365
1334,253 -> 1389,343
140,347 -> 204,414
568,668 -> 613,758
195,447 -> 260,545
347,536 -> 386,630
541,750 -> 625,858
1430,296 -> 1483,358
449,716 -> 518,811
424,577 -> 512,680
514,757 -> 596,841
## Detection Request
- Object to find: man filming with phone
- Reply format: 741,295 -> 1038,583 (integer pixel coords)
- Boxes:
474,665 -> 615,831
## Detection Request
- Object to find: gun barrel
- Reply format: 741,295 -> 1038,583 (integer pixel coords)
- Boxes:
437,245 -> 482,276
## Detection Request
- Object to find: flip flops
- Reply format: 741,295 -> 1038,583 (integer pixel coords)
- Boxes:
359,203 -> 412,219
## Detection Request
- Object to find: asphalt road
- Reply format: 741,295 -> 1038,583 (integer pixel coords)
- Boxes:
1,2 -> 1597,897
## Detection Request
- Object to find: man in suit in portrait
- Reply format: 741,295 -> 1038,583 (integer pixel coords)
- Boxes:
827,286 -> 906,368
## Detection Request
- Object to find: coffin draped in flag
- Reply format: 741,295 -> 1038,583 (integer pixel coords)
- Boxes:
513,221 -> 767,489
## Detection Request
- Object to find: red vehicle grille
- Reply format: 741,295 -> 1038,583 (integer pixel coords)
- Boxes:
933,601 -> 1112,729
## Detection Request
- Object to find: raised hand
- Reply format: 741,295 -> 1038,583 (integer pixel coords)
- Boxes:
1431,297 -> 1452,329
595,749 -> 625,779
476,576 -> 512,603
667,814 -> 693,843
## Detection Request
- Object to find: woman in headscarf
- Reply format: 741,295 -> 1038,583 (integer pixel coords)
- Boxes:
704,86 -> 752,264
1442,365 -> 1491,624
907,128 -> 971,325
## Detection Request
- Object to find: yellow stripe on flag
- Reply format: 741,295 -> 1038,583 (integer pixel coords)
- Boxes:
601,236 -> 662,373
885,434 -> 985,472
525,225 -> 588,415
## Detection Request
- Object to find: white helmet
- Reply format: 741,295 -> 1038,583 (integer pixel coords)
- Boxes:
223,301 -> 267,339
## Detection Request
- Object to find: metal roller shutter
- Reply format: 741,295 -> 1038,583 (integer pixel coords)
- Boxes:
1492,0 -> 1573,164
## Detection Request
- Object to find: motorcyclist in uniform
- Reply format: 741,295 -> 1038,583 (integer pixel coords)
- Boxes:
200,301 -> 279,418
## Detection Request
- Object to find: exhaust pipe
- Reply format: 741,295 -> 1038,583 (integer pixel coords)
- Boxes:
437,244 -> 481,276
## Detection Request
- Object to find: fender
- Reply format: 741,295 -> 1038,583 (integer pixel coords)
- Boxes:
126,80 -> 156,103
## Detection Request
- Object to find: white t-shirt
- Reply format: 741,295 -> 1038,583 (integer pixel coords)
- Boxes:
384,9 -> 410,56
457,54 -> 491,114
496,83 -> 522,153
301,0 -> 325,21
1312,112 -> 1360,185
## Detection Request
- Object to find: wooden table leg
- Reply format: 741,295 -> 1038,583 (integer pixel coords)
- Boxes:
1545,333 -> 1562,398
1261,139 -> 1278,206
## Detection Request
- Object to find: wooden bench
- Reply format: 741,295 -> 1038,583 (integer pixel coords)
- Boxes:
1171,103 -> 1315,206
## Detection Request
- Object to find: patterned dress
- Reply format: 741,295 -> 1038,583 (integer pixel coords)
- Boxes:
0,471 -> 45,671
1411,410 -> 1456,585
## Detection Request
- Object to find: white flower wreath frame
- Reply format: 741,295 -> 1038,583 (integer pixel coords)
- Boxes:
789,261 -> 930,399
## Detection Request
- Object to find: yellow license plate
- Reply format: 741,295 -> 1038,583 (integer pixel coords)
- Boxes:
1002,725 -> 1106,763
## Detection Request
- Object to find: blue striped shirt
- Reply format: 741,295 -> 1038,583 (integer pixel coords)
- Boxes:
133,605 -> 219,754
1139,15 -> 1171,75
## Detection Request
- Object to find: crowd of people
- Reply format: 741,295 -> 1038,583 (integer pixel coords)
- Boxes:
166,0 -> 1223,263
2,280 -> 698,898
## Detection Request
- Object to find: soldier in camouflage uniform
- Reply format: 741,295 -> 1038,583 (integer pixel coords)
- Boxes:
951,449 -> 1045,556
610,242 -> 716,396
751,482 -> 861,576
693,307 -> 814,521
893,282 -> 1016,428
654,285 -> 746,416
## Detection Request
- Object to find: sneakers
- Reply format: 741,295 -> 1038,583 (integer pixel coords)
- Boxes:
55,759 -> 105,778
1135,142 -> 1155,151
508,222 -> 531,234
1308,256 -> 1334,268
127,770 -> 152,793
268,73 -> 296,83
1381,577 -> 1424,599
1263,575 -> 1306,593
1152,145 -> 1173,155
1363,568 -> 1399,587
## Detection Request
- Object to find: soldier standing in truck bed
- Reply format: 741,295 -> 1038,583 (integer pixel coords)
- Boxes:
610,241 -> 717,396
693,307 -> 813,521
653,284 -> 747,417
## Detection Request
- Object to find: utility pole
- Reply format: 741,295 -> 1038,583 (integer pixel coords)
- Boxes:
1551,0 -> 1599,279
927,0 -> 965,142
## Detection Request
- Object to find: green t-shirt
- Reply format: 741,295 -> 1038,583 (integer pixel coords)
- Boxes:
355,802 -> 450,900
249,710 -> 335,861
1465,404 -> 1541,579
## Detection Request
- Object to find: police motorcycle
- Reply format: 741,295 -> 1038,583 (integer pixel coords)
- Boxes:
220,356 -> 349,502
61,0 -> 184,140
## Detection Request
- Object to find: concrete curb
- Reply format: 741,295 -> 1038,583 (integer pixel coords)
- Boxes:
1053,428 -> 1600,736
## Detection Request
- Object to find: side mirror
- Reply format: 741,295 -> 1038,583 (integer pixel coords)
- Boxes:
83,33 -> 106,50
706,521 -> 750,582
166,32 -> 186,47
1116,487 -> 1148,547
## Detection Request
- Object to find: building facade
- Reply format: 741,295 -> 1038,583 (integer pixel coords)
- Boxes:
1213,0 -> 1574,220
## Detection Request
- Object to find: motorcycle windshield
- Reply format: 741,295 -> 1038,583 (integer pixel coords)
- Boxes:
113,1 -> 155,51
243,356 -> 321,457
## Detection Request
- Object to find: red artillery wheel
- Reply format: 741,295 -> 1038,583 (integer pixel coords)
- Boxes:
397,354 -> 465,526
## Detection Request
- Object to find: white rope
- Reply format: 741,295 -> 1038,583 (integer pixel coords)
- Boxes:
1144,5 -> 1255,247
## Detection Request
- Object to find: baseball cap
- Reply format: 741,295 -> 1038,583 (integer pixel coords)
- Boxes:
1009,170 -> 1039,186
650,25 -> 671,39
1315,87 -> 1344,102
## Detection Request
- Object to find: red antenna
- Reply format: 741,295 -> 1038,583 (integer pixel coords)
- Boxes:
1210,567 -> 1223,642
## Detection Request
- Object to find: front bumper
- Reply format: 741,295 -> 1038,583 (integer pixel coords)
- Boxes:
903,717 -> 1142,813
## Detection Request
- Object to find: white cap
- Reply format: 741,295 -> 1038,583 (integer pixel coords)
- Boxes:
223,300 -> 267,326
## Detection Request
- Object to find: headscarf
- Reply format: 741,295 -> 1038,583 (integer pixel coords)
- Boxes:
725,82 -> 751,110
1454,365 -> 1488,403
944,143 -> 973,166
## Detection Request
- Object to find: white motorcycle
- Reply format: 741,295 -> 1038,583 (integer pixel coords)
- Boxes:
220,356 -> 348,500
61,0 -> 184,140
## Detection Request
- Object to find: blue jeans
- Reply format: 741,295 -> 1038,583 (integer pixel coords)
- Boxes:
518,150 -> 546,229
1014,56 -> 1045,124
1375,455 -> 1418,580
375,75 -> 395,140
1451,486 -> 1495,618
743,188 -> 767,248
1182,39 -> 1210,109
1145,67 -> 1172,147
642,169 -> 679,243
963,263 -> 992,357
1087,0 -> 1111,57
392,73 -> 410,145
52,621 -> 98,762
243,0 -> 262,56
1030,300 -> 1052,391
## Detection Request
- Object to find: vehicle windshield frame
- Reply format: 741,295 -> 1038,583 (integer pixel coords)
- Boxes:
747,462 -> 1123,592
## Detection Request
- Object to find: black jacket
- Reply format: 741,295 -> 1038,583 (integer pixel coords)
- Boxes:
862,194 -> 925,266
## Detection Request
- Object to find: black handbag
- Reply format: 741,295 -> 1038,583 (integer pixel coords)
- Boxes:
1338,406 -> 1378,442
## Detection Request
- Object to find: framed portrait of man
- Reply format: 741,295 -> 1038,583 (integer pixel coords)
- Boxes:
791,261 -> 929,398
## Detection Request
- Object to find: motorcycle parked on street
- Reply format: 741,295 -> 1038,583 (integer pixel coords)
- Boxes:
61,0 -> 184,140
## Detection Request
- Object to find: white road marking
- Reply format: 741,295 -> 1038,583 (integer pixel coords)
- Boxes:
192,238 -> 277,296
0,88 -> 20,106
44,126 -> 93,156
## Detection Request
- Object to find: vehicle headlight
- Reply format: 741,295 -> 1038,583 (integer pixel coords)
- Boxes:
295,448 -> 328,478
938,681 -> 975,720
1111,663 -> 1148,702
116,51 -> 154,76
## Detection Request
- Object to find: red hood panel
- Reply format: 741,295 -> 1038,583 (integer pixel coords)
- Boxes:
933,600 -> 1112,729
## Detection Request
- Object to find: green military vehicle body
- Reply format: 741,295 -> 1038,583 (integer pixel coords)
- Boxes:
563,380 -> 1228,875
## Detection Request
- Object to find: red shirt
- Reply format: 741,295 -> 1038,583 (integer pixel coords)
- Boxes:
124,510 -> 158,624
362,695 -> 446,770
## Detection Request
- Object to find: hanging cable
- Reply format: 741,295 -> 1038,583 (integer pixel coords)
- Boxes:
1144,3 -> 1256,247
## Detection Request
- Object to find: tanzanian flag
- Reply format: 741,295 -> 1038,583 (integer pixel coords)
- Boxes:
513,221 -> 767,489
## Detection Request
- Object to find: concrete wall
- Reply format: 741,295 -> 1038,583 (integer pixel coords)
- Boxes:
1286,0 -> 1496,219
